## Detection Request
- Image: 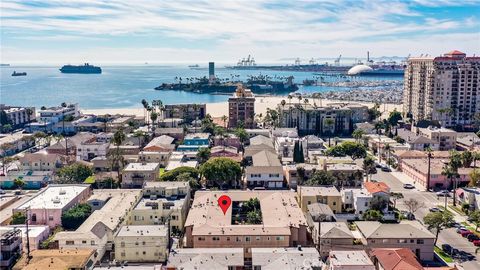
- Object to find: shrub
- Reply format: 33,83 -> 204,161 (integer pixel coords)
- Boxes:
61,204 -> 92,230
160,166 -> 199,182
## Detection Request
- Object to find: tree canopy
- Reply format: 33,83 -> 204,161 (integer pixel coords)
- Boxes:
61,203 -> 92,230
160,166 -> 198,182
363,209 -> 383,221
424,211 -> 454,245
56,163 -> 93,184
200,157 -> 241,188
196,147 -> 211,164
305,170 -> 336,186
387,109 -> 402,127
325,141 -> 367,159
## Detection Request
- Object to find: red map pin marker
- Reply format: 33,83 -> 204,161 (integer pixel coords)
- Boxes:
218,195 -> 232,215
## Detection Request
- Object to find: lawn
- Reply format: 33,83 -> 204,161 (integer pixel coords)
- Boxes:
434,246 -> 454,263
448,204 -> 465,216
437,205 -> 454,215
83,176 -> 95,184
158,168 -> 165,177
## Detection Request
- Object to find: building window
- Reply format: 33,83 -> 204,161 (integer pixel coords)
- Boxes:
417,239 -> 424,244
245,236 -> 251,242
333,202 -> 336,206
82,240 -> 87,244
276,236 -> 284,241
213,236 -> 220,241
121,252 -> 125,257
198,237 -> 205,241
236,237 -> 242,242
143,251 -> 146,255
121,242 -> 125,247
256,236 -> 261,241
398,239 -> 407,243
48,215 -> 54,221
226,237 -> 231,241
135,242 -> 139,246
66,241 -> 74,245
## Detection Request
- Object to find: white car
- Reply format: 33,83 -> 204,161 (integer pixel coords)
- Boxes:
436,190 -> 450,197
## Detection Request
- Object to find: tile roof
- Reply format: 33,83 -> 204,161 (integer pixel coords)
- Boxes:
249,135 -> 274,148
370,248 -> 423,270
318,222 -> 354,238
355,221 -> 435,239
364,182 -> 390,194
13,249 -> 95,270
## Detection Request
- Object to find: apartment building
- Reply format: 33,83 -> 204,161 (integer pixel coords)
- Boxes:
244,149 -> 283,189
0,132 -> 35,156
297,186 -> 342,213
14,184 -> 91,228
122,162 -> 160,188
76,136 -> 110,161
252,247 -> 322,269
129,182 -> 190,232
167,248 -> 244,270
403,50 -> 480,128
27,103 -> 80,133
311,222 -> 355,258
177,133 -> 210,152
278,102 -> 368,136
0,105 -> 35,127
355,221 -> 435,260
0,228 -> 22,269
418,126 -> 457,150
327,250 -> 375,270
228,85 -> 256,128
0,170 -> 53,190
184,191 -> 308,251
19,152 -> 65,171
13,249 -> 95,270
114,225 -> 168,263
164,103 -> 206,123
0,225 -> 49,252
341,188 -> 372,215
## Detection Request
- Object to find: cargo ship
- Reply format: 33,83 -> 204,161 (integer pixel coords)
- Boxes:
11,71 -> 27,76
60,63 -> 102,74
347,63 -> 404,76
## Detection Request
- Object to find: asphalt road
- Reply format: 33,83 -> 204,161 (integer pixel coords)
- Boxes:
369,168 -> 480,270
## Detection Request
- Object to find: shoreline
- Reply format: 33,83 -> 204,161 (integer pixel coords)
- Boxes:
82,96 -> 402,120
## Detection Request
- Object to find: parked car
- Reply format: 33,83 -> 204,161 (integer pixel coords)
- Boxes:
381,166 -> 391,172
429,207 -> 442,212
375,162 -> 382,168
0,189 -> 5,195
457,227 -> 468,233
460,230 -> 473,237
436,190 -> 451,197
403,184 -> 415,189
473,239 -> 480,246
442,244 -> 453,254
467,234 -> 479,242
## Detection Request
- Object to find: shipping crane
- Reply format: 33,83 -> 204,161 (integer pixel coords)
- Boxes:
334,55 -> 341,66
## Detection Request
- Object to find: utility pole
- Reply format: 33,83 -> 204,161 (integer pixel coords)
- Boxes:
25,207 -> 31,262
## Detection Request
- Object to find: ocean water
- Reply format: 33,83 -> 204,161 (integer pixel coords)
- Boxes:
0,65 -> 401,109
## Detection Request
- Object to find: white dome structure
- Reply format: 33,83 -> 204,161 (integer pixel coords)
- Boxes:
347,64 -> 373,75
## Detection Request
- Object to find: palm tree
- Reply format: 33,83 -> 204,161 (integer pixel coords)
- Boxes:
133,130 -> 146,147
352,129 -> 365,143
441,164 -> 459,208
111,129 -> 126,185
1,143 -> 14,174
141,99 -> 148,124
221,115 -> 228,129
287,95 -> 293,127
324,118 -> 335,147
150,111 -> 158,132
426,146 -> 433,190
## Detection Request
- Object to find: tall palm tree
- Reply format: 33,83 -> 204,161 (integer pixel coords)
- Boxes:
426,146 -> 433,190
221,115 -> 228,129
150,111 -> 158,132
324,118 -> 335,147
352,129 -> 365,143
111,129 -> 126,185
287,95 -> 293,127
141,99 -> 148,124
441,164 -> 459,207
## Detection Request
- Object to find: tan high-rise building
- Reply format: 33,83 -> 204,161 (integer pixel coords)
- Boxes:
228,85 -> 255,128
403,50 -> 480,129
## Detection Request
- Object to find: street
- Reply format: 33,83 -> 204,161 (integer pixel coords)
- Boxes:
370,168 -> 480,270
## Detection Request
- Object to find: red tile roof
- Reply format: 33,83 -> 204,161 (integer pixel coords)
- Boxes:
445,50 -> 465,55
364,182 -> 390,194
370,248 -> 423,270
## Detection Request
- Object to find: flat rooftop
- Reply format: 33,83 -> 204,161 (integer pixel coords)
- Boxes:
167,248 -> 244,269
124,162 -> 159,171
0,225 -> 49,238
252,247 -> 322,269
117,225 -> 168,237
185,191 -> 307,236
134,197 -> 186,210
298,186 -> 341,197
329,250 -> 374,266
185,133 -> 210,140
16,185 -> 90,210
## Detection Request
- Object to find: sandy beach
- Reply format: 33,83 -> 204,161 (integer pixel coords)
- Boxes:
82,96 -> 402,120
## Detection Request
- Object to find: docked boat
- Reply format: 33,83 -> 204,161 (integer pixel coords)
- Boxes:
60,63 -> 102,74
11,71 -> 27,76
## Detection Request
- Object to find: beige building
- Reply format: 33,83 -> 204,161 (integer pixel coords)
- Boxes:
328,250 -> 375,270
403,50 -> 480,128
228,85 -> 255,128
184,191 -> 308,253
355,221 -> 435,261
297,186 -> 342,214
252,247 -> 322,269
138,151 -> 171,167
418,126 -> 457,150
114,225 -> 168,263
167,248 -> 244,270
311,222 -> 355,258
122,162 -> 160,188
13,249 -> 96,270
128,182 -> 190,233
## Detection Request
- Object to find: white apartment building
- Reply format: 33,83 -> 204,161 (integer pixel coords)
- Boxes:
341,188 -> 372,215
0,105 -> 36,127
114,225 -> 169,263
76,137 -> 110,161
403,50 -> 480,128
418,126 -> 457,151
38,103 -> 80,123
122,163 -> 160,188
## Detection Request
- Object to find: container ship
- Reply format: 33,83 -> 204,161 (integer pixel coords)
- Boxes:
60,63 -> 102,74
347,62 -> 405,76
11,71 -> 27,76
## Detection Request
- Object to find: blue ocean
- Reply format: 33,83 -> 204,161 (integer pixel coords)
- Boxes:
0,65 -> 401,109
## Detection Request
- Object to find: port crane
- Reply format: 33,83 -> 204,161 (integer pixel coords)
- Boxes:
334,55 -> 341,66
309,58 -> 316,65
294,58 -> 301,66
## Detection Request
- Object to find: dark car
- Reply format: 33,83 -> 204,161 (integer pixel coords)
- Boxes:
467,234 -> 479,242
442,244 -> 453,254
381,166 -> 391,172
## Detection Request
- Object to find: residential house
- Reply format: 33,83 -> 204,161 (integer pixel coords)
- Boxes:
364,182 -> 391,200
114,225 -> 168,263
327,250 -> 375,270
355,221 -> 435,260
46,132 -> 96,157
244,150 -> 283,189
0,225 -> 49,252
297,186 -> 342,214
165,152 -> 198,171
167,248 -> 244,270
210,146 -> 242,162
306,203 -> 336,223
0,170 -> 52,189
397,128 -> 439,151
369,248 -> 424,270
14,184 -> 92,228
154,128 -> 184,141
0,132 -> 35,155
272,129 -> 299,159
143,135 -> 175,152
456,132 -> 480,151
76,136 -> 110,161
341,188 -> 372,215
213,134 -> 241,148
122,162 -> 160,188
0,228 -> 22,269
311,222 -> 355,258
283,163 -> 319,188
138,151 -> 171,167
177,133 -> 210,152
19,152 -> 65,171
164,104 -> 206,123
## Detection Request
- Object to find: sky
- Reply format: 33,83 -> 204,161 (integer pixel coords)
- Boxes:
1,0 -> 480,64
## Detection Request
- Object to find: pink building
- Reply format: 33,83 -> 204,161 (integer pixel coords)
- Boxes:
14,185 -> 91,228
401,158 -> 473,189
213,134 -> 241,149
